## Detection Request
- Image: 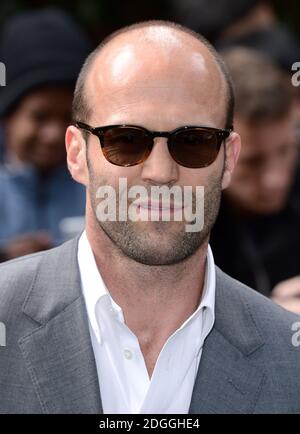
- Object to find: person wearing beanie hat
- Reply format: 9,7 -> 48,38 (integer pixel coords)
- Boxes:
0,7 -> 91,118
0,8 -> 91,260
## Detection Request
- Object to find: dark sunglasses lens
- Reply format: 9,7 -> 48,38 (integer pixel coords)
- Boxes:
102,127 -> 151,166
170,128 -> 221,168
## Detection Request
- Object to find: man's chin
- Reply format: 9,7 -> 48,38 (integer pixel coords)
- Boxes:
108,228 -> 204,266
119,245 -> 193,266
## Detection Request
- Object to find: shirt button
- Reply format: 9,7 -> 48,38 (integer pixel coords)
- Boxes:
123,349 -> 133,360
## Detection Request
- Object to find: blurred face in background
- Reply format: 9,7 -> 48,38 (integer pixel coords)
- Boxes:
5,85 -> 73,172
225,112 -> 299,215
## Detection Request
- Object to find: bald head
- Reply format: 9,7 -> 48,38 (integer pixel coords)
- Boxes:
72,20 -> 234,129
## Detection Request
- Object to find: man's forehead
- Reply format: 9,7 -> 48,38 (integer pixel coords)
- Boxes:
87,26 -> 223,91
83,25 -> 227,127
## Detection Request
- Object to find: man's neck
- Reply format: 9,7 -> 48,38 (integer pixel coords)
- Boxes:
85,223 -> 208,376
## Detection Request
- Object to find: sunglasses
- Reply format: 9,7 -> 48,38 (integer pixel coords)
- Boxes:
75,121 -> 232,168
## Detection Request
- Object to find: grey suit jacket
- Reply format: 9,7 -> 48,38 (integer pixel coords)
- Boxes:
0,236 -> 300,414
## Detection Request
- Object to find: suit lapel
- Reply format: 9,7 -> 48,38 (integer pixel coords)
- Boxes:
189,268 -> 266,414
189,327 -> 265,413
19,237 -> 102,414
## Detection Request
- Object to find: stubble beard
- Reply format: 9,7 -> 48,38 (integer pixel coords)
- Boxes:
87,164 -> 223,266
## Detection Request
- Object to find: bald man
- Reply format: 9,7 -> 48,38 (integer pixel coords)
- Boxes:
1,21 -> 300,414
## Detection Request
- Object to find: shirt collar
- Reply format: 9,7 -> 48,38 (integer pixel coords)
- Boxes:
78,230 -> 116,343
78,230 -> 215,344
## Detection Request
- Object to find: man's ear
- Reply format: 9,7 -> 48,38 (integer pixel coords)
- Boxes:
65,125 -> 89,187
221,132 -> 241,190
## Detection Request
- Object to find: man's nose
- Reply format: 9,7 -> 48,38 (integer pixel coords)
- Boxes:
140,138 -> 179,184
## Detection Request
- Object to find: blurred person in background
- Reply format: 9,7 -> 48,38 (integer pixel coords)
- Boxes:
213,0 -> 300,233
0,8 -> 91,261
211,0 -> 300,156
171,0 -> 300,127
171,0 -> 300,70
210,47 -> 300,312
171,0 -> 262,43
214,1 -> 300,73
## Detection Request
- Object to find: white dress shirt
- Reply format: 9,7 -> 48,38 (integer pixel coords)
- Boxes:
78,231 -> 216,414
